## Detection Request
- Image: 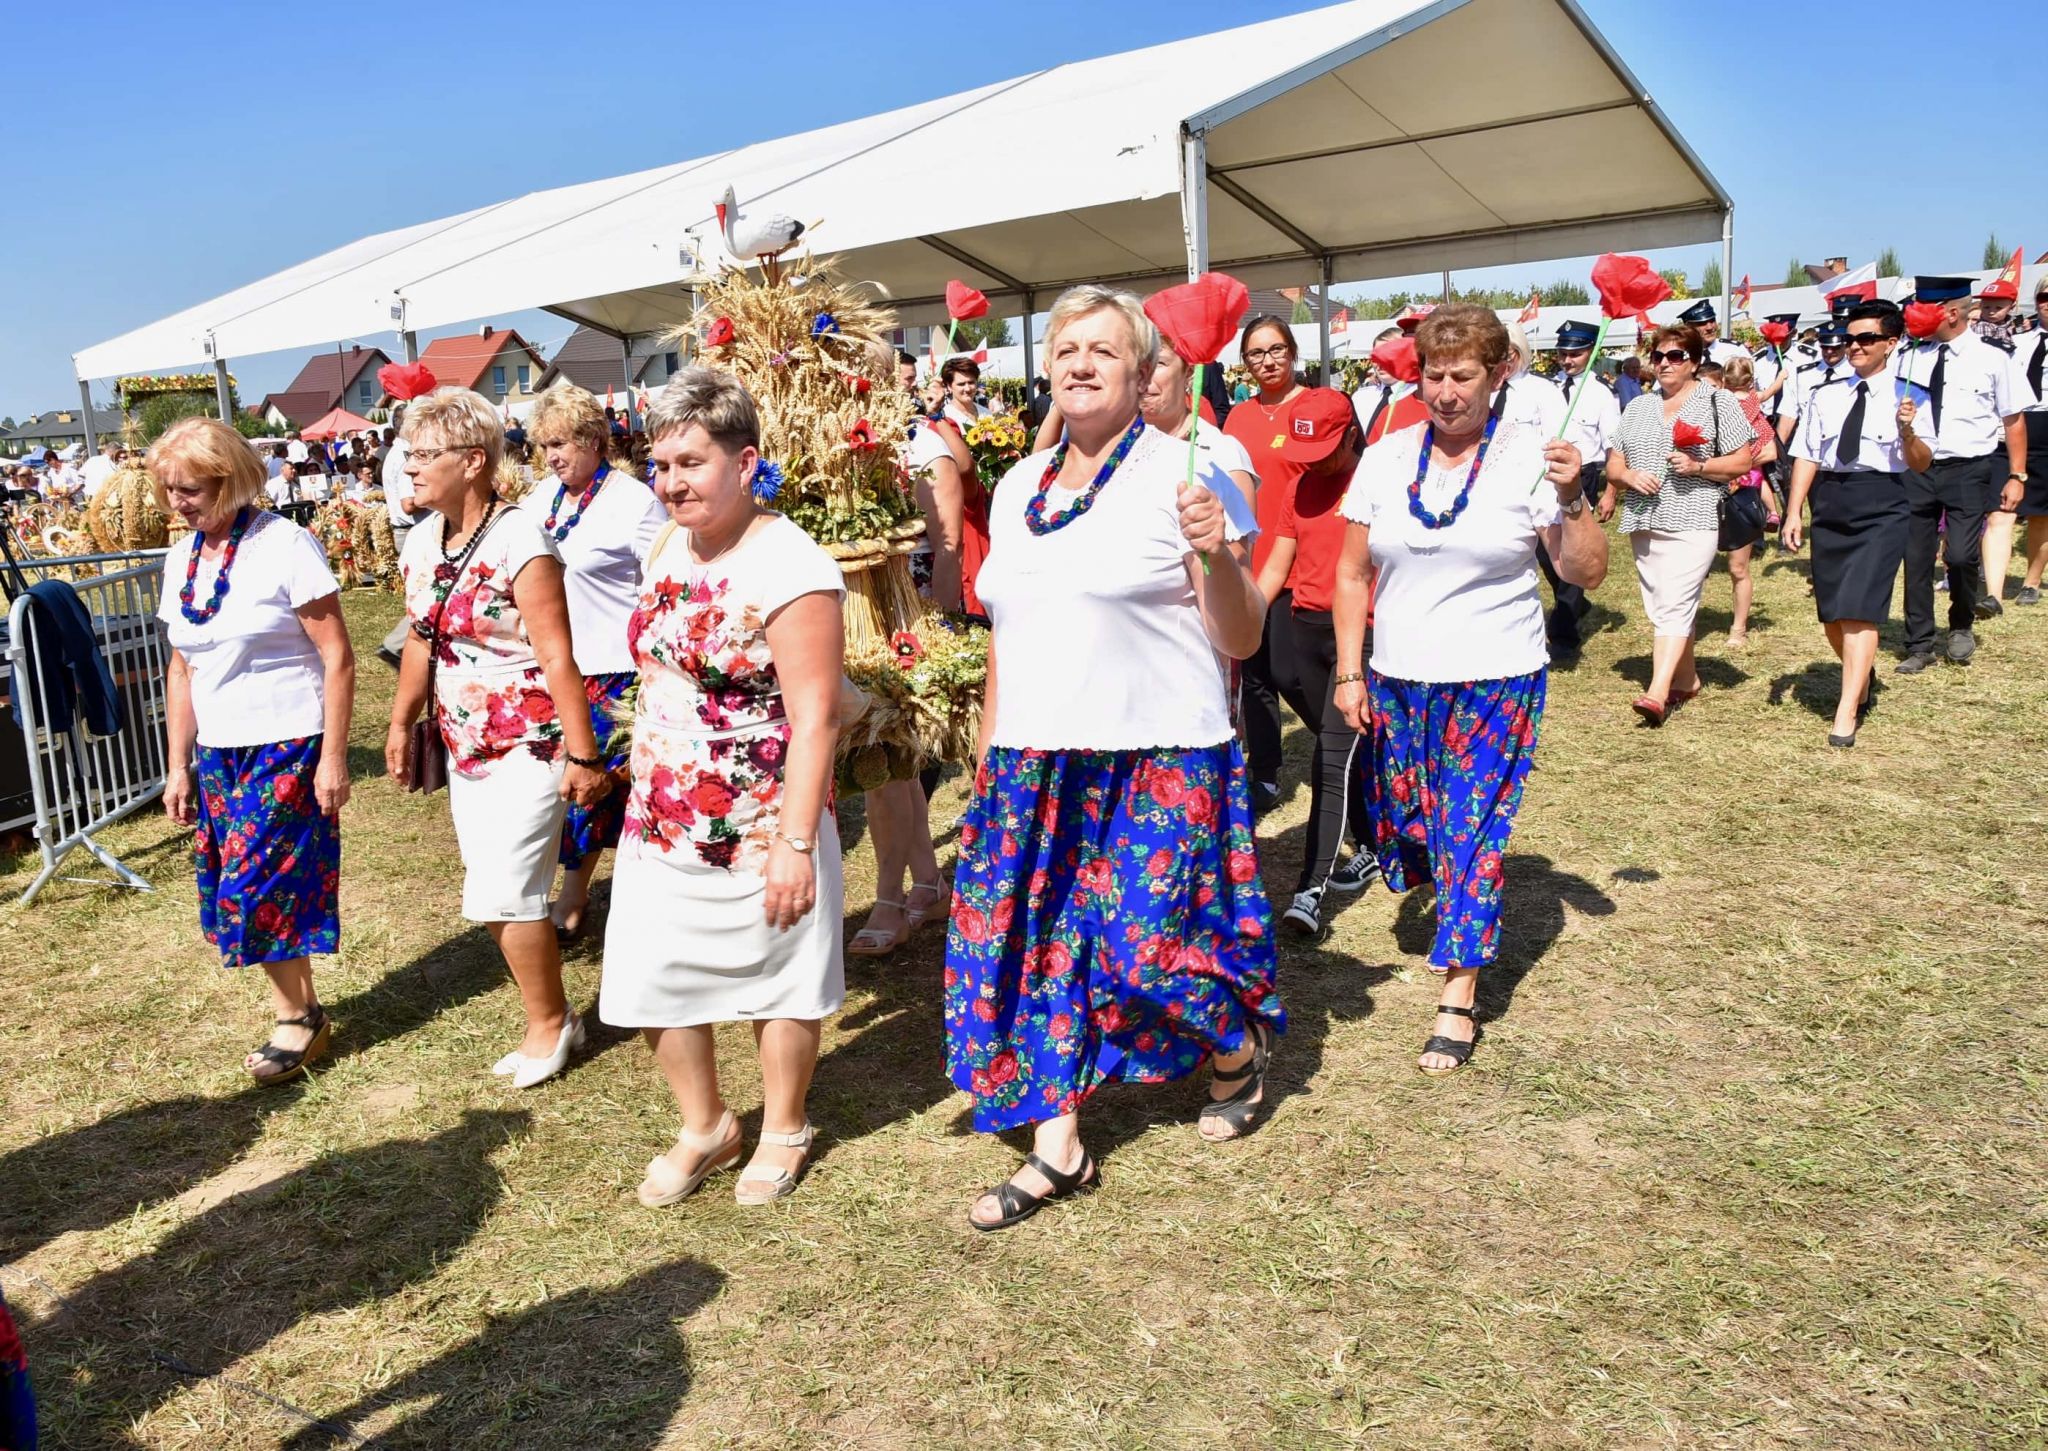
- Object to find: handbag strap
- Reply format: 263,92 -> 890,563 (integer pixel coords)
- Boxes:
418,499 -> 504,711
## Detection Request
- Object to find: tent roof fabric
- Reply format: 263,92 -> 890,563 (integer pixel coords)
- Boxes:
75,0 -> 1727,379
300,406 -> 377,441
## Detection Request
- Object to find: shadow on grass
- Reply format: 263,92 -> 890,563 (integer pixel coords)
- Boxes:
22,1108 -> 529,1447
281,1257 -> 724,1449
1768,660 -> 1858,721
1608,653 -> 1751,691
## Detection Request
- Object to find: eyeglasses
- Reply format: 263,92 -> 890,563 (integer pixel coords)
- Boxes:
1243,347 -> 1295,364
407,445 -> 479,465
1844,332 -> 1889,347
1648,349 -> 1693,365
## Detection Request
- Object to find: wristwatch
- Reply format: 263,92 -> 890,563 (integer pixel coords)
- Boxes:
1560,493 -> 1587,518
2009,472 -> 2029,484
778,834 -> 815,855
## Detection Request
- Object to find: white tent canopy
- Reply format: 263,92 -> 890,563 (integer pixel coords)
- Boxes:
75,0 -> 1729,391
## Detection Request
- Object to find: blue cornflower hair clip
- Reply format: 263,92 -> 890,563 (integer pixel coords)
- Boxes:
751,460 -> 785,504
811,312 -> 840,337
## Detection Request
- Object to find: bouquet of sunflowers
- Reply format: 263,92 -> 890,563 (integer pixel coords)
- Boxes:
962,411 -> 1032,492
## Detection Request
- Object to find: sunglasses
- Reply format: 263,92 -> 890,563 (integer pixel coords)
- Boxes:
1648,349 -> 1693,365
1844,332 -> 1890,347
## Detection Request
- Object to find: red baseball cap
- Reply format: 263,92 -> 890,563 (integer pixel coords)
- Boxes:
1395,304 -> 1437,333
1980,277 -> 2018,301
1277,388 -> 1357,463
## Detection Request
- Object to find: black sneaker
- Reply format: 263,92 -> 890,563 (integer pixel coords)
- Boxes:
2017,586 -> 2043,606
1326,852 -> 1381,894
1895,652 -> 1937,675
1281,887 -> 1325,938
1946,629 -> 1976,663
1252,778 -> 1281,817
376,645 -> 404,669
1975,595 -> 2004,620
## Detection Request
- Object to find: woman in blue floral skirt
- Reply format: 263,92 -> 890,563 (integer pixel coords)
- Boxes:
152,417 -> 355,1084
946,285 -> 1281,1231
1330,305 -> 1609,1073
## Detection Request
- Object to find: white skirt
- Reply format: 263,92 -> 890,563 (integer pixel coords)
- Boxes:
600,810 -> 845,1029
1630,528 -> 1720,636
447,750 -> 568,922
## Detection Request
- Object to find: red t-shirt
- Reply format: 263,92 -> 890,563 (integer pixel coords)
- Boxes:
1222,392 -> 1310,575
1276,458 -> 1359,613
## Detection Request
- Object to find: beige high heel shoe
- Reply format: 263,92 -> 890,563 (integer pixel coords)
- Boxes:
637,1109 -> 742,1208
735,1122 -> 816,1205
904,879 -> 951,932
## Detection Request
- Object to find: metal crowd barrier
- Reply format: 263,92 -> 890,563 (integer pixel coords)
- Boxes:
1,549 -> 171,902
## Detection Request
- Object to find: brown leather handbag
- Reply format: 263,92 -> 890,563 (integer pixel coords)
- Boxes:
406,503 -> 500,795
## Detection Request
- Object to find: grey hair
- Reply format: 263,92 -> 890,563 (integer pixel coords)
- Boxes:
399,387 -> 505,477
1044,284 -> 1160,368
643,366 -> 761,452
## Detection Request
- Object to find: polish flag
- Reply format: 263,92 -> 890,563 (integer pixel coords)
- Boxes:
1734,274 -> 1752,314
1517,290 -> 1540,325
971,345 -> 989,364
1822,262 -> 1879,305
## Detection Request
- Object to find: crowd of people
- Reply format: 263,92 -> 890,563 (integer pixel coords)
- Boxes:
136,261 -> 2047,1234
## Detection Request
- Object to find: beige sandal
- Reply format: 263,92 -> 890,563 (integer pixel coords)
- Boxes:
637,1109 -> 742,1207
849,901 -> 909,957
904,878 -> 951,932
735,1121 -> 816,1205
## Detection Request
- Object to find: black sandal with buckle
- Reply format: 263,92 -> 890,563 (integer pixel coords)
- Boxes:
249,1005 -> 331,1087
969,1151 -> 1098,1232
1418,1003 -> 1481,1077
1199,1019 -> 1274,1141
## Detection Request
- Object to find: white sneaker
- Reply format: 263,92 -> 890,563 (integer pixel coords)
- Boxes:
510,1013 -> 587,1089
1326,852 -> 1381,894
1281,888 -> 1325,937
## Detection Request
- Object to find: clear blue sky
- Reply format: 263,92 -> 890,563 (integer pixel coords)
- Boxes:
4,0 -> 2042,419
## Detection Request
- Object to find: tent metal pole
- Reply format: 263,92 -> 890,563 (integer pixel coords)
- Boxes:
620,335 -> 635,422
214,359 -> 233,424
1180,129 -> 1210,279
1318,255 -> 1334,380
1021,289 -> 1036,385
1720,208 -> 1734,324
78,378 -> 99,452
402,331 -> 419,364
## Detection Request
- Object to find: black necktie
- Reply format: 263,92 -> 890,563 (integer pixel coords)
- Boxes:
1928,344 -> 1949,431
1837,381 -> 1868,468
2029,337 -> 2046,402
1364,388 -> 1389,442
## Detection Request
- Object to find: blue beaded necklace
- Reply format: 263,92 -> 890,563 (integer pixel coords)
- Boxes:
1025,416 -> 1146,536
1406,414 -> 1500,530
543,462 -> 609,541
179,508 -> 253,624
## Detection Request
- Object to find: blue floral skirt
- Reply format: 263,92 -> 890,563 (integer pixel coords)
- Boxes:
944,741 -> 1284,1132
1368,671 -> 1545,972
559,671 -> 633,870
193,735 -> 340,968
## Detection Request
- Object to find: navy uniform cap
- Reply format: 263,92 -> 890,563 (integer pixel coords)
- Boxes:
1677,299 -> 1717,325
1815,322 -> 1849,346
1764,312 -> 1800,327
1913,276 -> 1972,304
1828,292 -> 1861,316
1554,319 -> 1600,349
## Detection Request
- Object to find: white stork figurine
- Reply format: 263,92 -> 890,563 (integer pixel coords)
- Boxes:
714,185 -> 806,283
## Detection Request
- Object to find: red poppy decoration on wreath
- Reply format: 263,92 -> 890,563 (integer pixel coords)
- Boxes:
1142,272 -> 1251,368
1670,420 -> 1708,450
1369,333 -> 1420,385
842,373 -> 872,394
1590,252 -> 1673,324
945,280 -> 990,322
890,630 -> 925,669
1903,302 -> 1945,339
1759,320 -> 1791,348
376,361 -> 438,401
846,419 -> 877,451
704,316 -> 736,348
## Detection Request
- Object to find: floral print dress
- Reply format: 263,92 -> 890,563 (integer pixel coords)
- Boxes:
598,516 -> 849,1030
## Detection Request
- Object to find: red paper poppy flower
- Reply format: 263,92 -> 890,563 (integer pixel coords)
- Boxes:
1590,253 -> 1672,324
1759,321 -> 1791,348
704,316 -> 736,348
1143,272 -> 1251,366
846,419 -> 877,451
945,280 -> 989,321
1369,333 -> 1420,385
1903,302 -> 1944,339
1670,420 -> 1708,450
842,373 -> 872,394
376,361 -> 438,401
890,630 -> 925,668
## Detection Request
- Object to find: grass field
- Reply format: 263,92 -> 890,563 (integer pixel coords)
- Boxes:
2,545 -> 2045,1449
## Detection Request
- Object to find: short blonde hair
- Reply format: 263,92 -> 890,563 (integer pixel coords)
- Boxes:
1045,284 -> 1159,368
400,387 -> 504,477
526,382 -> 609,452
643,367 -> 760,452
1720,355 -> 1755,390
1414,304 -> 1511,371
146,417 -> 267,514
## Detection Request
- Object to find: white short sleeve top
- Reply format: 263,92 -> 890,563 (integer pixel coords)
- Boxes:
158,510 -> 340,748
974,423 -> 1247,751
1340,422 -> 1561,684
540,466 -> 668,675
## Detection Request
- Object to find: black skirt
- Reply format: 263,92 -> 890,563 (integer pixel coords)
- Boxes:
2021,413 -> 2048,518
1810,468 -> 1908,623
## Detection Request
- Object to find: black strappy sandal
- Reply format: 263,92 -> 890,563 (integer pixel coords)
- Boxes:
249,1005 -> 331,1087
969,1152 -> 1098,1232
1200,1019 -> 1275,1141
1418,1004 -> 1482,1077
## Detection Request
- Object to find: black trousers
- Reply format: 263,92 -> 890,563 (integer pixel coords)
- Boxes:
1241,589 -> 1299,784
1902,453 -> 1999,654
1278,609 -> 1371,894
1536,464 -> 1603,645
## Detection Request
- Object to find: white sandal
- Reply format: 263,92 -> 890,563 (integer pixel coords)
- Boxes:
735,1121 -> 816,1205
904,879 -> 951,931
636,1109 -> 742,1208
848,901 -> 909,957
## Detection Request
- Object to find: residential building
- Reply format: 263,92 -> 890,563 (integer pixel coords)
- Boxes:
535,326 -> 683,397
418,327 -> 548,407
255,346 -> 390,431
0,405 -> 127,458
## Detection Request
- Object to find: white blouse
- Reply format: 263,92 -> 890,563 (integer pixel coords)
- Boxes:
158,510 -> 339,748
975,424 -> 1247,751
540,466 -> 668,675
1793,367 -> 1912,475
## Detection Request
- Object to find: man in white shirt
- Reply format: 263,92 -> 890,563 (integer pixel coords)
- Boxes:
285,433 -> 310,468
44,448 -> 84,506
1893,275 -> 2028,672
78,438 -> 124,499
1537,319 -> 1622,652
1350,326 -> 1407,437
377,416 -> 418,666
1678,299 -> 1746,368
1777,324 -> 1852,457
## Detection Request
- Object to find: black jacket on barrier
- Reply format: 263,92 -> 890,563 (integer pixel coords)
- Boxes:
8,580 -> 123,738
